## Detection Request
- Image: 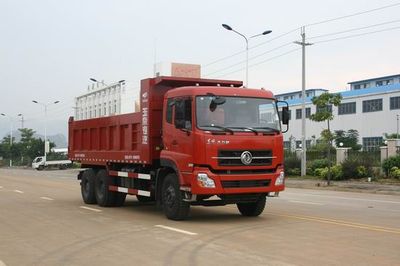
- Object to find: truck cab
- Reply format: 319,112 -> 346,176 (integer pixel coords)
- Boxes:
160,86 -> 288,214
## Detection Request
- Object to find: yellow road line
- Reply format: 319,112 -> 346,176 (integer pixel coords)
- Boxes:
268,212 -> 400,234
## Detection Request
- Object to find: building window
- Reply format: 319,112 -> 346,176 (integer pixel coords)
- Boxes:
363,84 -> 368,89
306,140 -> 311,149
283,141 -> 291,150
362,99 -> 382,113
390,96 -> 400,110
354,84 -> 360,90
109,101 -> 112,115
114,100 -> 117,114
338,102 -> 356,115
284,96 -> 289,100
306,107 -> 311,118
296,109 -> 302,119
295,108 -> 311,119
104,103 -> 107,116
362,137 -> 383,151
376,81 -> 383,87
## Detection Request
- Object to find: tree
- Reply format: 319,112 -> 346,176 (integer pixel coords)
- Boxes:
334,129 -> 361,151
310,92 -> 342,185
18,128 -> 37,165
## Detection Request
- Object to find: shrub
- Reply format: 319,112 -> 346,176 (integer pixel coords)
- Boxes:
356,166 -> 368,178
284,155 -> 301,176
341,158 -> 372,179
287,168 -> 301,176
308,159 -> 329,175
382,156 -> 400,176
318,165 -> 343,180
389,167 -> 400,179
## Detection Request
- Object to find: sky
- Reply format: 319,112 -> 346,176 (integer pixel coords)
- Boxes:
0,0 -> 399,139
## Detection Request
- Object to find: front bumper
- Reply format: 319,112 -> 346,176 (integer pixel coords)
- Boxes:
181,167 -> 285,195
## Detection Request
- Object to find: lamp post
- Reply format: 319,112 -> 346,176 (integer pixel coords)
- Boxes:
32,100 -> 60,162
1,113 -> 22,167
222,24 -> 272,87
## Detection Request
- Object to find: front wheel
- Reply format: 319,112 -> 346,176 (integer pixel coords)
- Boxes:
237,195 -> 266,217
162,173 -> 190,220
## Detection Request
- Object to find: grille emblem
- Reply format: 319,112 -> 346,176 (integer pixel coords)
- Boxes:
240,151 -> 253,165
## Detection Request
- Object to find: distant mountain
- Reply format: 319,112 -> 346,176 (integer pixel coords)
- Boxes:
2,130 -> 67,148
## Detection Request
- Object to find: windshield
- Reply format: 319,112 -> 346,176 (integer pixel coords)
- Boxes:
196,96 -> 280,132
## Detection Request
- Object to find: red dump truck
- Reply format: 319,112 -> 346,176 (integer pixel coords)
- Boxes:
68,76 -> 289,220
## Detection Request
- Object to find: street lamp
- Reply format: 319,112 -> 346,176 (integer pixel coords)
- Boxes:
222,24 -> 272,87
32,100 -> 60,162
1,113 -> 21,167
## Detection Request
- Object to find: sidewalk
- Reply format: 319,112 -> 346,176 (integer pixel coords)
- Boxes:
286,178 -> 400,196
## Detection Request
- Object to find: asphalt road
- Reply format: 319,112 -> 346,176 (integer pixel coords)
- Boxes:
0,168 -> 399,266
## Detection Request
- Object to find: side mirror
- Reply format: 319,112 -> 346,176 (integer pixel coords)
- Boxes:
282,106 -> 289,125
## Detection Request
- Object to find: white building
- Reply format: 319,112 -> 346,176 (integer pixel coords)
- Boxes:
281,75 -> 400,151
348,74 -> 400,90
74,81 -> 139,120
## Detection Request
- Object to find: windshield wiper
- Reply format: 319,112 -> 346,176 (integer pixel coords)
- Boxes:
199,125 -> 234,134
253,126 -> 280,133
226,126 -> 259,135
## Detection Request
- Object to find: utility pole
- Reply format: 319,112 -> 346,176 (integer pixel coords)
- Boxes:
294,26 -> 313,177
19,114 -> 24,129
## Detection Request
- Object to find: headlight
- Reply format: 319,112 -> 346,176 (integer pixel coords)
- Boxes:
197,173 -> 216,188
275,171 -> 285,186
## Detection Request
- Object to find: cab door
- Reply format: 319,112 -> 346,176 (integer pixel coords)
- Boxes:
162,97 -> 194,173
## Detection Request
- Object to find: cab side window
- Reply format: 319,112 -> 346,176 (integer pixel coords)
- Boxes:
174,98 -> 192,130
166,98 -> 173,124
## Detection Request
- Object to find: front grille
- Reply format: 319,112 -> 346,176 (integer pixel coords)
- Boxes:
217,150 -> 273,166
221,179 -> 271,188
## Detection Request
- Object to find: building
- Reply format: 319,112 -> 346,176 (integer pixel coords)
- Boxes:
282,75 -> 400,151
348,74 -> 400,90
74,81 -> 139,121
275,88 -> 327,101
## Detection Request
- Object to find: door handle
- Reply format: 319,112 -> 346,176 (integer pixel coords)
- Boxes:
172,140 -> 178,145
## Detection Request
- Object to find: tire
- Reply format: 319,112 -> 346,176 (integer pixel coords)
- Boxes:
81,169 -> 97,204
37,165 -> 44,171
237,195 -> 266,217
161,173 -> 190,220
95,169 -> 116,207
136,195 -> 155,203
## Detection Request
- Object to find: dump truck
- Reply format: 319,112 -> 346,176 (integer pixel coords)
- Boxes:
68,76 -> 289,220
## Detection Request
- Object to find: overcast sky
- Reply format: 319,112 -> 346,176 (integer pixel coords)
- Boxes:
1,0 -> 399,139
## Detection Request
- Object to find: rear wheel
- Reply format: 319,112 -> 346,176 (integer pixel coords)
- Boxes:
95,169 -> 117,207
237,195 -> 266,217
81,169 -> 97,204
162,173 -> 190,220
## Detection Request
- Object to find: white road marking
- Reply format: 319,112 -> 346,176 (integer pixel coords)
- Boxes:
284,192 -> 400,205
289,200 -> 324,206
155,225 -> 198,236
13,190 -> 24,194
40,197 -> 54,201
0,259 -> 7,266
79,206 -> 102,212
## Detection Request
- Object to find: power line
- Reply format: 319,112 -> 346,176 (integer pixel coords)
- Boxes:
212,48 -> 301,79
314,25 -> 400,44
308,19 -> 400,39
305,2 -> 400,27
204,42 -> 293,77
203,27 -> 300,68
